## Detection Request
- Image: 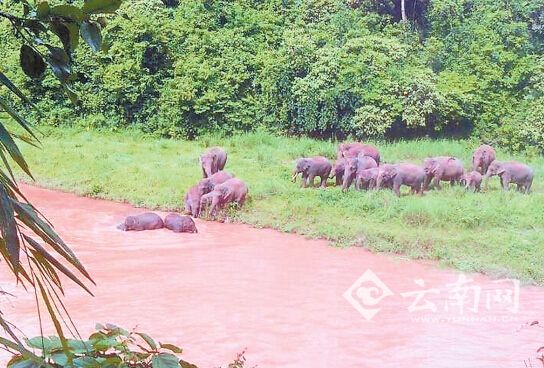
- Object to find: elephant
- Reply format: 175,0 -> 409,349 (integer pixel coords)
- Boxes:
376,163 -> 425,197
342,155 -> 378,191
356,167 -> 380,190
422,156 -> 464,191
197,171 -> 234,195
200,147 -> 227,178
184,185 -> 202,217
330,158 -> 346,186
337,142 -> 381,165
472,144 -> 496,175
117,213 -> 164,231
199,178 -> 248,217
292,156 -> 332,188
484,161 -> 534,193
164,213 -> 198,233
460,170 -> 482,192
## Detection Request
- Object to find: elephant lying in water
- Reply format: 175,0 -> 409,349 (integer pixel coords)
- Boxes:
484,160 -> 534,193
164,213 -> 198,233
117,213 -> 164,231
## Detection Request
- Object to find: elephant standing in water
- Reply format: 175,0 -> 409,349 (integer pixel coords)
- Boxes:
200,147 -> 227,178
337,142 -> 381,165
200,178 -> 248,217
376,164 -> 425,197
422,156 -> 464,191
484,161 -> 534,193
472,144 -> 496,175
342,155 -> 378,191
292,156 -> 332,188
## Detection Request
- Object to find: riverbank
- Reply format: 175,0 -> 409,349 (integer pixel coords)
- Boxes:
16,127 -> 544,283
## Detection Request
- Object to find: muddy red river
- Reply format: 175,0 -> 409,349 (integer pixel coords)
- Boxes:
1,185 -> 543,367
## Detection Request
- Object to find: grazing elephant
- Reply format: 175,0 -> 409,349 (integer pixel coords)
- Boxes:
330,158 -> 346,186
337,142 -> 381,165
292,156 -> 332,188
200,147 -> 227,178
200,178 -> 248,217
376,164 -> 425,197
460,171 -> 482,192
117,213 -> 164,231
184,185 -> 202,217
197,171 -> 234,195
342,155 -> 378,191
422,156 -> 464,191
164,213 -> 198,233
484,161 -> 534,193
472,144 -> 496,175
356,168 -> 380,190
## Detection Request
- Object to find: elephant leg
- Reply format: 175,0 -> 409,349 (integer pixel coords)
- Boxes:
301,174 -> 308,188
393,180 -> 401,197
423,176 -> 431,191
355,177 -> 361,191
500,174 -> 511,191
320,175 -> 327,188
525,179 -> 533,194
433,177 -> 442,190
307,173 -> 316,187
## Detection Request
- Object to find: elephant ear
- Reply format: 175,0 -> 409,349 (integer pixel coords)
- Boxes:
496,165 -> 506,175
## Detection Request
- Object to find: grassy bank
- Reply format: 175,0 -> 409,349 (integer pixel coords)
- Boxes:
17,127 -> 544,284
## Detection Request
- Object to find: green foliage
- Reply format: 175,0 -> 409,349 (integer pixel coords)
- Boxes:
8,324 -> 196,368
1,0 -> 543,149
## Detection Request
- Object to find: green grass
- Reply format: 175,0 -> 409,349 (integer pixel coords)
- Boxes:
16,127 -> 544,284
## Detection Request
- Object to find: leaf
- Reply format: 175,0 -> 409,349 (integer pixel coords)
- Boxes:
0,183 -> 20,268
7,356 -> 42,368
136,332 -> 157,350
160,343 -> 183,354
0,123 -> 33,178
151,353 -> 181,368
35,279 -> 70,355
47,47 -> 71,82
0,96 -> 39,140
80,21 -> 102,52
36,2 -> 50,19
19,45 -> 46,79
0,72 -> 35,108
82,0 -> 122,14
25,235 -> 94,295
50,5 -> 85,22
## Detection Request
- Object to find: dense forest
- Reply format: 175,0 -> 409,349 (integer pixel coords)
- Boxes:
1,0 -> 543,151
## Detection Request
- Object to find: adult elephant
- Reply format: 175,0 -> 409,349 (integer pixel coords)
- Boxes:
292,156 -> 332,188
472,144 -> 496,175
342,155 -> 378,191
337,142 -> 381,165
422,156 -> 464,191
376,163 -> 425,197
484,161 -> 533,193
200,147 -> 227,178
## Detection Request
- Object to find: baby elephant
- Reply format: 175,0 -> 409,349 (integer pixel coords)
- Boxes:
460,171 -> 482,192
185,171 -> 234,217
484,161 -> 534,193
356,168 -> 380,190
330,158 -> 346,186
200,178 -> 248,217
117,213 -> 164,231
342,155 -> 378,191
200,147 -> 227,178
292,156 -> 332,188
164,213 -> 198,233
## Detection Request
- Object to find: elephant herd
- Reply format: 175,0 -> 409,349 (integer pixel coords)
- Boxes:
184,147 -> 248,218
292,143 -> 534,196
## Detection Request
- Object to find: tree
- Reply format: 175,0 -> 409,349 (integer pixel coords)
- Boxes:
0,0 -> 122,363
